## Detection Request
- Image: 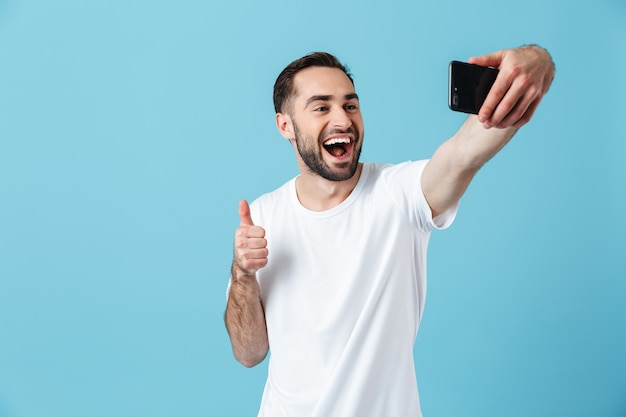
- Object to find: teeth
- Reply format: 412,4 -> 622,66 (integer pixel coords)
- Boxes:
323,137 -> 351,146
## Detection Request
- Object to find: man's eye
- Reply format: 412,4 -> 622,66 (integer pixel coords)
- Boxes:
314,106 -> 328,112
345,104 -> 359,111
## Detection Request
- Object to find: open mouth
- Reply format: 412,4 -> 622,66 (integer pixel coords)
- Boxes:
322,137 -> 352,158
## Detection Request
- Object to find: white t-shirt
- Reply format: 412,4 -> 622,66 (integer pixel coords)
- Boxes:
247,161 -> 457,417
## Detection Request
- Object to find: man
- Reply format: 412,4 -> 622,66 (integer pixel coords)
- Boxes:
225,46 -> 555,416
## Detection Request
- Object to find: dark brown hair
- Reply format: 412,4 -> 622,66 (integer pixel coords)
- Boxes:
273,52 -> 353,114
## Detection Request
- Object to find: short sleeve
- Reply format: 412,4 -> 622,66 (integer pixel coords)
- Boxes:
380,160 -> 458,231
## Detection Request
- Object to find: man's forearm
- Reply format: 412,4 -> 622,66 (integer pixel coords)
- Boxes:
225,262 -> 269,368
453,115 -> 519,171
423,116 -> 518,217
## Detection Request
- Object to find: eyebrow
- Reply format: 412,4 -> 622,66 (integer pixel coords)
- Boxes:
305,93 -> 359,107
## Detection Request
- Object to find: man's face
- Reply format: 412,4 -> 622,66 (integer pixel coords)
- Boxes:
287,66 -> 364,182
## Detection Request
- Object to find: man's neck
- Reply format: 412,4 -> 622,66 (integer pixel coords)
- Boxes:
295,163 -> 363,212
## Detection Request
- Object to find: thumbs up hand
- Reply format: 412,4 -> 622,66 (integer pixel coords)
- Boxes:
234,200 -> 268,276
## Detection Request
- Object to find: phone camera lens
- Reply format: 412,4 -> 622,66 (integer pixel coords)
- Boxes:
452,93 -> 459,107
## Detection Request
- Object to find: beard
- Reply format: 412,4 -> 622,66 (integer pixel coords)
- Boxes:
293,122 -> 363,182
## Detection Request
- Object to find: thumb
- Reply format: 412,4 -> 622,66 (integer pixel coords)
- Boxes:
468,50 -> 505,68
238,199 -> 254,226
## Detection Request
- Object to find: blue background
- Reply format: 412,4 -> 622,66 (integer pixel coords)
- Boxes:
1,0 -> 625,416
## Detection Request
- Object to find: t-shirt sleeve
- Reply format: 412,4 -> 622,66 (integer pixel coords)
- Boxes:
381,160 -> 458,231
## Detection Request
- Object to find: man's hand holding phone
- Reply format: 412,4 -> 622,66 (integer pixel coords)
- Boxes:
468,45 -> 555,129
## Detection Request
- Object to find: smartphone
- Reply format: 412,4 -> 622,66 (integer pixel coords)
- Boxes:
448,61 -> 499,114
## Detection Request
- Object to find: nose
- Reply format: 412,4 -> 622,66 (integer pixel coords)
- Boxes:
330,108 -> 352,131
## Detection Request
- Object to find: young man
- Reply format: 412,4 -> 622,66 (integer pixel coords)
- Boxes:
225,46 -> 555,416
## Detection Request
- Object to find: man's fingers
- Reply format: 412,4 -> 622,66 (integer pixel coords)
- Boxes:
469,50 -> 508,124
235,241 -> 269,275
238,255 -> 268,275
478,74 -> 512,125
489,85 -> 524,127
235,236 -> 267,250
234,200 -> 268,275
489,73 -> 543,128
494,85 -> 538,128
239,199 -> 254,226
468,50 -> 504,68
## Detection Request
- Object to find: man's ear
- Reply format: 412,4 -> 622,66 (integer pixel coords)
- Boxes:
276,112 -> 294,140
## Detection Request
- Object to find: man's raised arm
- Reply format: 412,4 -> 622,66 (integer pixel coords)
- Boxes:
225,200 -> 269,368
422,45 -> 555,217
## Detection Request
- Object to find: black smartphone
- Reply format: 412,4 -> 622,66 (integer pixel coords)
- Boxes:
448,61 -> 499,114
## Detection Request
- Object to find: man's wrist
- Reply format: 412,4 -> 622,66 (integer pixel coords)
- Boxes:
231,261 -> 257,283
